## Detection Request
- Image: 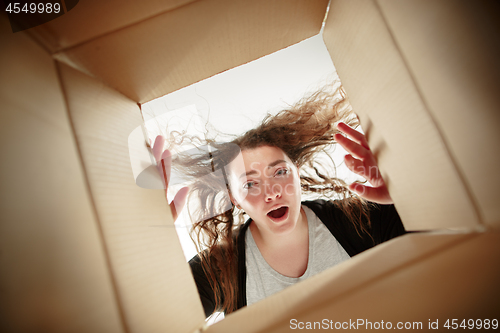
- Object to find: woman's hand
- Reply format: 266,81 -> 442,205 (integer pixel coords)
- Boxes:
152,135 -> 189,221
335,122 -> 393,204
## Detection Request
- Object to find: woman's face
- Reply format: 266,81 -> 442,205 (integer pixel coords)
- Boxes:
227,145 -> 302,235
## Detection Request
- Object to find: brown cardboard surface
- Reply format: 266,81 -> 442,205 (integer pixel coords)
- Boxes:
53,0 -> 329,103
210,232 -> 500,333
4,1 -> 500,332
57,62 -> 205,332
207,232 -> 482,332
378,0 -> 500,228
322,0 -> 480,231
28,0 -> 197,53
274,231 -> 500,332
0,16 -> 123,333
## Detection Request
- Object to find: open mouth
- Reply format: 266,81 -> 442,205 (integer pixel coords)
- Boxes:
267,206 -> 288,220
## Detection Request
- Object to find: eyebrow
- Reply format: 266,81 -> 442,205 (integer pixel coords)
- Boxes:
239,159 -> 287,179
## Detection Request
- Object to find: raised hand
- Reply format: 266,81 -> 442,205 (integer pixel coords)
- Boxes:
335,122 -> 393,204
152,135 -> 189,221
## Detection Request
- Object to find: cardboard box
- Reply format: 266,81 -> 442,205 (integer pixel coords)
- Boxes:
1,0 -> 499,332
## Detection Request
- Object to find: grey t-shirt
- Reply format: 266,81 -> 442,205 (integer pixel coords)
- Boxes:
245,205 -> 350,306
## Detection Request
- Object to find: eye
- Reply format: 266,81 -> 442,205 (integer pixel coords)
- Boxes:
275,167 -> 289,177
243,181 -> 257,189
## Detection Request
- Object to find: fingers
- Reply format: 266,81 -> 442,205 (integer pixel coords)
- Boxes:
152,135 -> 166,162
153,136 -> 173,189
344,154 -> 383,184
160,148 -> 172,175
160,151 -> 172,192
169,186 -> 189,221
151,135 -> 189,221
337,122 -> 369,149
337,124 -> 393,204
153,139 -> 172,190
162,153 -> 188,221
335,133 -> 368,160
344,154 -> 369,179
349,183 -> 393,205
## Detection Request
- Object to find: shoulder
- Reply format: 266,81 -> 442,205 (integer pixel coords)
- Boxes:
302,198 -> 359,233
302,198 -> 335,211
361,202 -> 407,243
302,199 -> 349,225
188,222 -> 250,316
302,198 -> 406,255
302,198 -> 403,230
188,251 -> 217,317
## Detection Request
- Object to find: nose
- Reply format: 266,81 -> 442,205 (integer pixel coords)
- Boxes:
264,182 -> 282,202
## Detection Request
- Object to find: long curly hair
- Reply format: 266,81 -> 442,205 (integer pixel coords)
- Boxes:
170,84 -> 370,315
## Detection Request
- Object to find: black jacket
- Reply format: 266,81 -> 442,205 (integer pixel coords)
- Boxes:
189,199 -> 406,317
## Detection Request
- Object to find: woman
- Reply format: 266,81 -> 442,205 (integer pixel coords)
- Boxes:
152,86 -> 405,317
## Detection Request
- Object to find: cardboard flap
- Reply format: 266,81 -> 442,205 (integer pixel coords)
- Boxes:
57,62 -> 206,332
322,0 -> 483,231
0,15 -> 123,332
28,0 -> 197,53
377,0 -> 500,228
51,0 -> 329,103
209,231 -> 500,332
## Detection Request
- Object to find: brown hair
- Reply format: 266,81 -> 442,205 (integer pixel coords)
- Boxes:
170,84 -> 370,315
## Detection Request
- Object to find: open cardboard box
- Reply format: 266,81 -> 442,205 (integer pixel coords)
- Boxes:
1,0 -> 499,332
